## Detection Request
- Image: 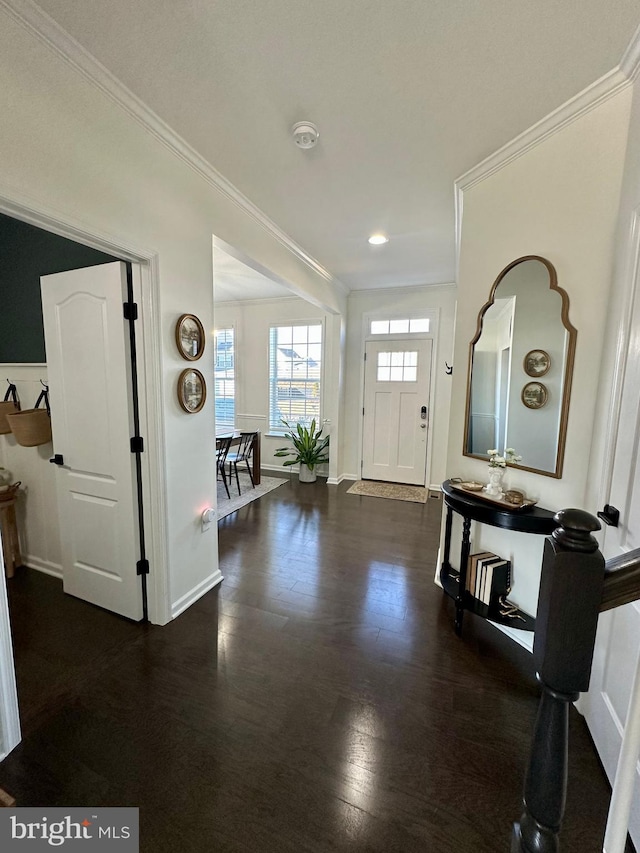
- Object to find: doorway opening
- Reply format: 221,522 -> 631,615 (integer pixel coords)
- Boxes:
0,206 -> 164,759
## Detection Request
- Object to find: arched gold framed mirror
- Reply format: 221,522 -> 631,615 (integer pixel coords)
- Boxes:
463,256 -> 576,478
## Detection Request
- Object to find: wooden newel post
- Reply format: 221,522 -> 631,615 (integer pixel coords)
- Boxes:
512,508 -> 605,853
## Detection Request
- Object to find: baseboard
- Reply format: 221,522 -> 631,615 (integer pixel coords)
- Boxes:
24,557 -> 62,579
260,463 -> 293,476
327,474 -> 357,485
171,570 -> 223,620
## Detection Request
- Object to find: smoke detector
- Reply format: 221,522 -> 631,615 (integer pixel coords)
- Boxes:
292,121 -> 319,149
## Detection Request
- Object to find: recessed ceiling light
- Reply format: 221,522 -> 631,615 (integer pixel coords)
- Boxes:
368,234 -> 389,245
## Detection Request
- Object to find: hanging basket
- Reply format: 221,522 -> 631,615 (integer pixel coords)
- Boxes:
0,482 -> 21,503
6,387 -> 51,447
0,383 -> 20,435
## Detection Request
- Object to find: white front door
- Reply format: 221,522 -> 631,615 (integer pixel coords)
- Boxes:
361,339 -> 432,485
580,253 -> 640,848
41,262 -> 144,621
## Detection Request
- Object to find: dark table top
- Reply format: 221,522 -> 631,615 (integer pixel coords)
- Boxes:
442,479 -> 558,535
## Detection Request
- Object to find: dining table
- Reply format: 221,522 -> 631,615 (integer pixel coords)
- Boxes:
215,430 -> 261,485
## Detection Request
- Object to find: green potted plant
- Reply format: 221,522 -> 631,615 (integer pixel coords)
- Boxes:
274,418 -> 329,483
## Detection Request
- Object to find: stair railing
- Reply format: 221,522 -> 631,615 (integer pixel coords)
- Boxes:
511,509 -> 640,853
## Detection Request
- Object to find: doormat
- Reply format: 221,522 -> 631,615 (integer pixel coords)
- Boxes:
217,473 -> 287,520
346,480 -> 428,504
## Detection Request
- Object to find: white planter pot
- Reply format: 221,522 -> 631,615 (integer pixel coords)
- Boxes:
298,463 -> 317,483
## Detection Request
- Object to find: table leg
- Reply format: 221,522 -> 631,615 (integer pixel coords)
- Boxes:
252,433 -> 261,485
455,516 -> 472,636
0,502 -> 20,579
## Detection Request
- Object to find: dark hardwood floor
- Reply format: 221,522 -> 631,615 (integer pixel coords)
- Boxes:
0,479 -> 618,851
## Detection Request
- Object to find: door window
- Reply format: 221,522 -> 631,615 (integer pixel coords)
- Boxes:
377,351 -> 418,382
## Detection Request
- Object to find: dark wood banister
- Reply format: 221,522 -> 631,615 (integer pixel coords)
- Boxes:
600,547 -> 640,612
512,515 -> 640,851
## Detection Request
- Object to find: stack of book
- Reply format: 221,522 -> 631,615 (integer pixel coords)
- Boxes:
466,552 -> 511,617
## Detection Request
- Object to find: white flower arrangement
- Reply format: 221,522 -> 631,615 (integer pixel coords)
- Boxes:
487,448 -> 522,468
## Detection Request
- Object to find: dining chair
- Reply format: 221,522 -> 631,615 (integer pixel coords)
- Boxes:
227,431 -> 258,495
216,435 -> 234,499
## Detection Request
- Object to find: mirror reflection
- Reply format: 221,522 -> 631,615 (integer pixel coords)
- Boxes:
464,256 -> 576,478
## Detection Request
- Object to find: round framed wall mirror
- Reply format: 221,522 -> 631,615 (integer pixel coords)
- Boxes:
463,255 -> 577,478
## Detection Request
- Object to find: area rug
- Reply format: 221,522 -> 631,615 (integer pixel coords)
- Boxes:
346,479 -> 428,504
217,472 -> 287,520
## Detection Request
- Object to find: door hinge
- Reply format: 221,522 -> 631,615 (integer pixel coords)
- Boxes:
136,559 -> 150,576
362,407 -> 365,415
364,352 -> 367,361
130,436 -> 144,453
123,301 -> 138,321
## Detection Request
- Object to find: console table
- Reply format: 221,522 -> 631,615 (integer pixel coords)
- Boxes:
440,479 -> 558,636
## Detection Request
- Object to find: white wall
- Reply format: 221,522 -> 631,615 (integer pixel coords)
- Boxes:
214,297 -> 341,480
344,285 -> 457,487
447,88 -> 632,626
0,8 -> 345,621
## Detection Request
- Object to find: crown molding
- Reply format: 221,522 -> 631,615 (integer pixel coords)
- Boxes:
215,295 -> 301,307
348,281 -> 456,299
0,0 -> 349,297
454,21 -> 640,274
620,22 -> 640,82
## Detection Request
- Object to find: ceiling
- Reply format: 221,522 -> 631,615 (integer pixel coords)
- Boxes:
32,0 -> 640,294
213,246 -> 294,303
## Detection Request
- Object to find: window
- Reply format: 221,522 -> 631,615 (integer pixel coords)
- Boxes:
370,317 -> 430,335
214,328 -> 235,428
377,350 -> 418,382
269,324 -> 322,430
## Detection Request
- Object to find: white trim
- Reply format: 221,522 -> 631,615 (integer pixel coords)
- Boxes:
23,557 -> 62,579
171,571 -> 223,620
0,544 -> 20,759
327,474 -> 357,485
348,282 -> 456,299
456,67 -> 631,195
620,23 -> 640,82
134,260 -> 171,626
0,183 -> 157,262
216,296 -> 300,308
1,0 -> 349,299
596,209 -> 640,516
453,26 -> 640,267
0,363 -> 47,369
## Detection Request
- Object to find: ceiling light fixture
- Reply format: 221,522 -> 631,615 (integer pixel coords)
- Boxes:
292,121 -> 319,149
368,234 -> 389,245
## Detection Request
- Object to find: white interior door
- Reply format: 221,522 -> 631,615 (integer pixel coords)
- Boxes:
580,257 -> 640,848
41,261 -> 143,621
361,339 -> 432,485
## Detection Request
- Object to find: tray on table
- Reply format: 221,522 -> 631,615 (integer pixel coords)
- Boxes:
449,481 -> 537,511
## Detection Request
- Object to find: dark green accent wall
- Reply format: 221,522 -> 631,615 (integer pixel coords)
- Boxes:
0,213 -> 120,363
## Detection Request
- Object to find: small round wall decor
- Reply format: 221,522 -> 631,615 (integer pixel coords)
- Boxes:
523,349 -> 551,377
521,381 -> 548,410
176,314 -> 205,361
178,368 -> 206,413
